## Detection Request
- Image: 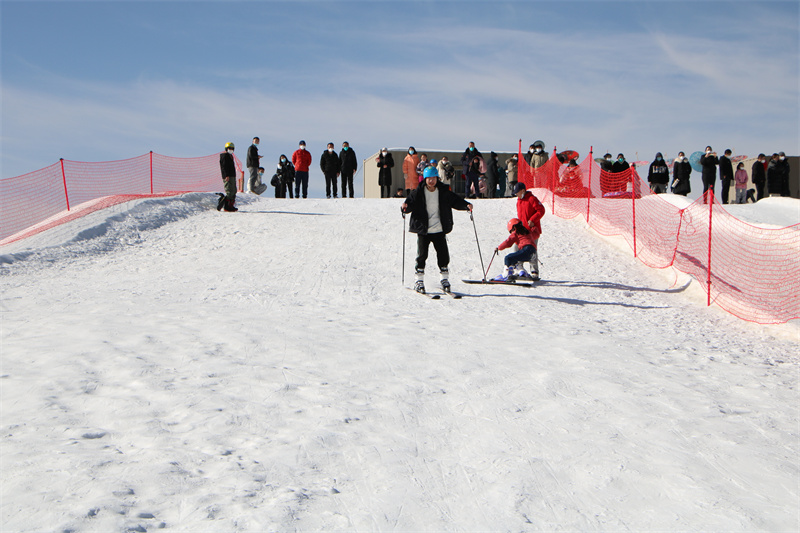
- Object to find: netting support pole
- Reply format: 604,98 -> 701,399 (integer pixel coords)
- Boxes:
551,146 -> 557,213
632,170 -> 637,258
518,139 -> 522,188
149,151 -> 154,194
587,146 -> 593,223
706,188 -> 713,306
60,158 -> 70,211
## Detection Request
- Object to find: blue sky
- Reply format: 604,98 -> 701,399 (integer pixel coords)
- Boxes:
2,0 -> 798,197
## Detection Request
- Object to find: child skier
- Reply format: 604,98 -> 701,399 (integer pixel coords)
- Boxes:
494,218 -> 537,281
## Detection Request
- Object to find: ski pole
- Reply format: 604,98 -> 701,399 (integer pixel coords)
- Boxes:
484,249 -> 498,281
470,211 -> 486,281
401,212 -> 406,285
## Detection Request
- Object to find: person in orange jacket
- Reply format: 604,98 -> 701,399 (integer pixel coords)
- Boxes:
292,140 -> 313,198
403,146 -> 420,196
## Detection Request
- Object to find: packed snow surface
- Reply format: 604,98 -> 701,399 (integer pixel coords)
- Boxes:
1,194 -> 798,532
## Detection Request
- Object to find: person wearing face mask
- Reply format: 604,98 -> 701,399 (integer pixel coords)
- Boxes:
734,162 -> 749,204
376,148 -> 395,198
700,146 -> 718,203
275,155 -> 295,199
339,141 -> 358,198
751,154 -> 767,201
767,151 -> 790,197
437,156 -> 455,190
671,151 -> 692,196
460,142 -> 484,195
529,140 -> 548,169
218,142 -> 238,212
251,166 -> 267,196
403,147 -> 420,196
320,142 -> 341,199
292,140 -> 312,198
719,149 -> 734,204
612,153 -> 629,173
505,154 -> 519,197
647,152 -> 670,194
246,137 -> 263,194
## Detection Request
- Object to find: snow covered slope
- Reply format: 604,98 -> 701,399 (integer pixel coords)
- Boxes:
1,195 -> 797,532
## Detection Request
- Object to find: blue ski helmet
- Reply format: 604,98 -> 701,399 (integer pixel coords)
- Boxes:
423,166 -> 438,179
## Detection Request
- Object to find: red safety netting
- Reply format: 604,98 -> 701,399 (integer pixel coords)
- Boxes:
0,152 -> 241,245
517,147 -> 800,324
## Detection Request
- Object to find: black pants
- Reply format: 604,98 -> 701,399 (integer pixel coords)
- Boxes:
416,233 -> 449,272
702,177 -> 715,202
341,172 -> 354,198
325,173 -> 338,198
721,177 -> 732,203
755,182 -> 765,201
381,184 -> 391,198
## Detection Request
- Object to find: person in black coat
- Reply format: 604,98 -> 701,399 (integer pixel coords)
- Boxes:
647,152 -> 669,193
218,142 -> 238,212
320,142 -> 341,198
700,146 -> 719,203
339,141 -> 358,198
376,148 -> 395,198
401,167 -> 472,294
671,151 -> 692,196
767,152 -> 791,197
719,149 -> 734,204
246,137 -> 262,193
275,155 -> 295,199
485,152 -> 499,198
751,154 -> 767,201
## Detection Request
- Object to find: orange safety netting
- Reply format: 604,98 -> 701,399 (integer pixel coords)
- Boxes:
0,152 -> 241,245
518,148 -> 800,324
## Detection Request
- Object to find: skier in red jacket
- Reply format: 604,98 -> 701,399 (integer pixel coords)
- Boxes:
493,218 -> 537,281
513,182 -> 545,280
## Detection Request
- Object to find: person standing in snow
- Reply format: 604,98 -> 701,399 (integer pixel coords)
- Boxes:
292,140 -> 312,198
719,149 -> 734,204
276,155 -> 295,199
403,147 -> 420,196
671,151 -> 692,196
734,162 -> 749,204
465,155 -> 484,199
751,154 -> 767,201
415,153 -> 430,184
484,151 -> 499,199
493,218 -> 537,281
376,148 -> 395,198
246,137 -> 263,193
437,156 -> 455,190
513,182 -> 545,280
218,142 -> 238,212
700,146 -> 718,203
401,166 -> 473,294
320,142 -> 340,199
339,141 -> 357,198
505,154 -> 518,197
767,152 -> 790,197
647,152 -> 670,194
528,140 -> 548,169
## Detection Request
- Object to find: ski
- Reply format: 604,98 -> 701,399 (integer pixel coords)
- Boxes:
440,289 -> 462,299
406,287 -> 440,299
461,279 -> 536,288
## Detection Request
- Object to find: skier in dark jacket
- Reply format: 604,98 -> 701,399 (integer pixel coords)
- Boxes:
339,141 -> 358,198
700,146 -> 719,203
401,166 -> 472,294
719,149 -> 734,204
671,151 -> 692,196
647,152 -> 670,193
320,142 -> 341,198
218,142 -> 238,212
376,148 -> 395,198
751,154 -> 767,201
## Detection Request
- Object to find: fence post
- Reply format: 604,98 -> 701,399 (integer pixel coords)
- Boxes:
149,151 -> 154,194
551,146 -> 557,213
60,158 -> 70,211
632,169 -> 637,257
518,139 -> 522,189
706,188 -> 713,306
587,146 -> 592,223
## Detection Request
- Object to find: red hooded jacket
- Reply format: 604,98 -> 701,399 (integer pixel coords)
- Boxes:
516,192 -> 545,240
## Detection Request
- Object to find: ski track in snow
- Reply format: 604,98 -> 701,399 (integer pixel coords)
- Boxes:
1,194 -> 798,532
